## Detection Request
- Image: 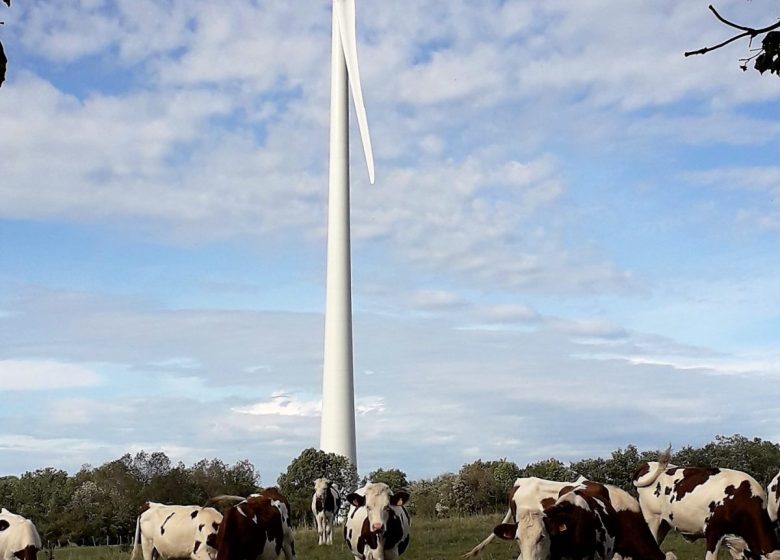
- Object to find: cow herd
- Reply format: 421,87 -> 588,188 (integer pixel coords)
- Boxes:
5,448 -> 780,560
467,448 -> 780,560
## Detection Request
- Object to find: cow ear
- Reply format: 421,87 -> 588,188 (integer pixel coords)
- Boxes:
390,491 -> 410,507
545,517 -> 566,535
0,520 -> 8,531
493,523 -> 518,541
347,493 -> 365,508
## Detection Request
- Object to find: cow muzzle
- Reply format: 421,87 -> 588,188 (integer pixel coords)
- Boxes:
14,545 -> 38,560
371,522 -> 384,533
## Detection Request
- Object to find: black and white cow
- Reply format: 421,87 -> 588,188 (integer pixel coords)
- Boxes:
634,449 -> 780,560
132,502 -> 223,560
767,471 -> 780,525
493,482 -> 617,560
312,478 -> 341,545
0,509 -> 40,560
344,483 -> 410,560
465,475 -> 586,558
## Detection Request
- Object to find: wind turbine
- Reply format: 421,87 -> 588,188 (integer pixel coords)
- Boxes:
319,0 -> 374,469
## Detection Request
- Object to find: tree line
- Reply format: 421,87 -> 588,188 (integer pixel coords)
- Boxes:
2,434 -> 780,546
0,451 -> 259,546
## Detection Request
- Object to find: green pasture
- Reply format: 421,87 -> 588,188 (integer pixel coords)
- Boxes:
49,514 -> 716,560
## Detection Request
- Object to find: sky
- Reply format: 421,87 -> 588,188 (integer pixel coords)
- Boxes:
1,0 -> 779,486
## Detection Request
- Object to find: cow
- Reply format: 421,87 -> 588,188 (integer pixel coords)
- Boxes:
767,471 -> 780,524
633,448 -> 780,560
212,488 -> 296,560
493,483 -> 616,560
344,482 -> 411,560
464,475 -> 586,558
0,509 -> 40,560
312,478 -> 341,545
557,481 -> 677,560
131,502 -> 222,560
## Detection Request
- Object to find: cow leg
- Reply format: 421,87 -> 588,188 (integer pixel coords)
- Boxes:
704,529 -> 725,560
644,515 -> 665,543
316,513 -> 324,545
657,520 -> 673,545
326,513 -> 333,545
283,530 -> 297,560
140,538 -> 155,560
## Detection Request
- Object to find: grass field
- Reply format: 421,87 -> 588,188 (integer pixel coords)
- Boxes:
49,514 -> 716,560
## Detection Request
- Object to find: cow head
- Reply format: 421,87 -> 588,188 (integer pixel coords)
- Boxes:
493,508 -> 550,560
0,510 -> 41,560
347,483 -> 409,534
192,509 -> 222,560
314,477 -> 332,500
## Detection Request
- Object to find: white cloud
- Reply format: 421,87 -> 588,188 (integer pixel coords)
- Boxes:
356,397 -> 385,416
0,360 -> 102,391
552,318 -> 629,341
233,393 -> 321,418
2,0 -> 780,481
48,398 -> 134,426
410,290 -> 463,310
477,304 -> 540,324
685,166 -> 780,231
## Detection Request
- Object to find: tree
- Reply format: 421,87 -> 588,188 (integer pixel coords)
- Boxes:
405,478 -> 437,518
520,458 -> 575,482
456,459 -> 522,514
602,445 -> 644,492
686,4 -> 780,76
0,476 -> 19,512
491,459 -> 523,493
364,468 -> 409,490
570,457 -> 608,483
12,468 -> 75,544
407,473 -> 460,518
277,448 -> 358,526
683,434 -> 780,486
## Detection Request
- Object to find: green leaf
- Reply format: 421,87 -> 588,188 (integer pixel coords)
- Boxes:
755,52 -> 771,74
762,31 -> 780,56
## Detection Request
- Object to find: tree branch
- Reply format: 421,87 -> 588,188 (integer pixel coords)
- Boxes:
684,4 -> 780,57
708,4 -> 753,32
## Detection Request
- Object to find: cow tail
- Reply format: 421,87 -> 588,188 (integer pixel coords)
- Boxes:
131,515 -> 141,560
462,507 -> 513,558
634,445 -> 672,488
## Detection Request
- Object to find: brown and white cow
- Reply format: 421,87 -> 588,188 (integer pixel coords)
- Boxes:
344,482 -> 411,560
312,478 -> 341,546
557,481 -> 677,560
212,488 -> 296,560
464,475 -> 586,558
493,483 -> 617,560
131,502 -> 222,560
633,449 -> 780,560
0,509 -> 40,560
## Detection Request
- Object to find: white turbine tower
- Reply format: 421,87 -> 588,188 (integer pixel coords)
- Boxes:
319,0 -> 374,469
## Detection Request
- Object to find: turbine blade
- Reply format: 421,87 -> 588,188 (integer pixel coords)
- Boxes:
334,0 -> 375,184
